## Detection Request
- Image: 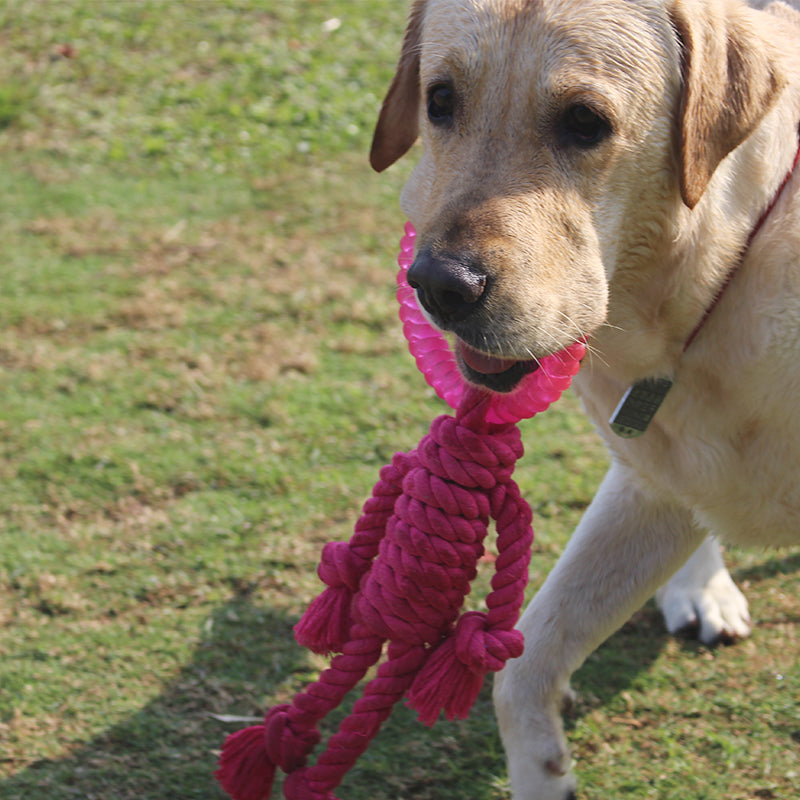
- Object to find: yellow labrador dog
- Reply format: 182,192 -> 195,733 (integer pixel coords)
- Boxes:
370,0 -> 800,797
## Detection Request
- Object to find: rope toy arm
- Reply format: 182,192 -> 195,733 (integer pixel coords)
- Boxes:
293,453 -> 411,656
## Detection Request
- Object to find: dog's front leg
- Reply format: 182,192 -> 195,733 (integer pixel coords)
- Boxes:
494,461 -> 704,800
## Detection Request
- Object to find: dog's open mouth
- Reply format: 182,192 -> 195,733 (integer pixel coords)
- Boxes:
456,339 -> 540,393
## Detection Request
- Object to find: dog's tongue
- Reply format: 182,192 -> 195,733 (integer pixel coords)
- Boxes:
458,340 -> 519,374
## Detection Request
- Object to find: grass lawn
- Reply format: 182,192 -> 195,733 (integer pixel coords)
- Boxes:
0,2 -> 797,799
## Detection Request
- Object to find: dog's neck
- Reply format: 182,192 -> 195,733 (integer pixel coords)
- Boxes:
599,107 -> 800,385
682,121 -> 800,353
602,119 -> 800,438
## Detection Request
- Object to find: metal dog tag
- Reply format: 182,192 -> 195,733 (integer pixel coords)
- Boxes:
609,377 -> 673,438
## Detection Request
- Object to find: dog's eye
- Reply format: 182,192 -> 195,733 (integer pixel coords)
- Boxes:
427,84 -> 455,125
560,104 -> 610,147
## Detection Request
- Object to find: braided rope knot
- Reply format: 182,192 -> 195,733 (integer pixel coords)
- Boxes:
317,541 -> 364,592
423,414 -> 523,488
264,706 -> 320,774
452,611 -> 525,673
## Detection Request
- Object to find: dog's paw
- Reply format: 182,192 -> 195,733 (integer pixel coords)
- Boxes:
656,537 -> 750,645
501,730 -> 578,800
494,668 -> 578,800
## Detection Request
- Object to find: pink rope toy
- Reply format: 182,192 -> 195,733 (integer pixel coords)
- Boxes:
216,222 -> 585,800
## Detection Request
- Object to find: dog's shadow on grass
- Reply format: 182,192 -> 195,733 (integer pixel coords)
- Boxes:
568,601 -> 671,719
0,597 -> 664,800
734,548 -> 800,585
570,548 -> 800,717
2,551 -> 797,800
0,593 -> 517,800
0,599 -> 667,800
0,598 -> 300,800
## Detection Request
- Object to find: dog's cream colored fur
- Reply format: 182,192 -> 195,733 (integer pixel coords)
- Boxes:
371,1 -> 800,797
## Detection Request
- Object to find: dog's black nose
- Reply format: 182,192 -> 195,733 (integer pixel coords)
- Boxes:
407,249 -> 486,323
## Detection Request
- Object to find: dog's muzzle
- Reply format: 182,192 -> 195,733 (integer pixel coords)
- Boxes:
407,248 -> 541,393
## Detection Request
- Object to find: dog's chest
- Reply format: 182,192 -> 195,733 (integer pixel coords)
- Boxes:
575,355 -> 800,547
666,413 -> 800,547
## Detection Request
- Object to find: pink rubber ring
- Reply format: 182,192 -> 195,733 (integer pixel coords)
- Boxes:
397,221 -> 585,423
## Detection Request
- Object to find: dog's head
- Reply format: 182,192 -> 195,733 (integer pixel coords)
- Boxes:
371,0 -> 783,392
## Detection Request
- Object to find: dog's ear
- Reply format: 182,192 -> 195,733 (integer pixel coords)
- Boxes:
370,0 -> 426,172
670,0 -> 785,208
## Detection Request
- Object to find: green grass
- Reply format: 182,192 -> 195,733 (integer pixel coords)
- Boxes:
0,2 -> 798,799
